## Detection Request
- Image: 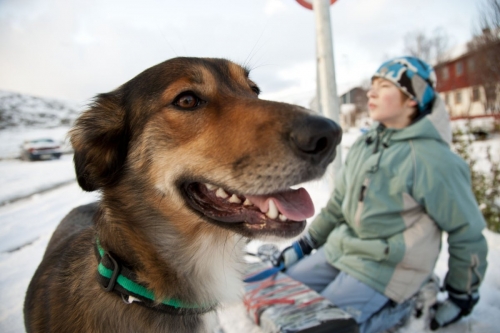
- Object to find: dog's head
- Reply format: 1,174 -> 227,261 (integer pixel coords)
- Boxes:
71,57 -> 341,239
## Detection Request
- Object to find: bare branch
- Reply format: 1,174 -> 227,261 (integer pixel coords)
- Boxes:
403,28 -> 450,64
404,31 -> 433,63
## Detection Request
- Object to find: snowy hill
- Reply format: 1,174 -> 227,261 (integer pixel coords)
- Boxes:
0,90 -> 82,130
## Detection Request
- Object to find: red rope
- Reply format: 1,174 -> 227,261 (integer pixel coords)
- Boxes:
244,276 -> 315,325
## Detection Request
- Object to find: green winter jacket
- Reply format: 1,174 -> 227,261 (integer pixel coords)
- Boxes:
308,96 -> 488,303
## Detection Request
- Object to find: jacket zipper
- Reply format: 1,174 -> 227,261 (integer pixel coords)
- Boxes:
358,178 -> 370,202
359,184 -> 367,201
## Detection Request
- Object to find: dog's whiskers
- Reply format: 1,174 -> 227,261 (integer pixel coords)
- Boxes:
243,25 -> 268,72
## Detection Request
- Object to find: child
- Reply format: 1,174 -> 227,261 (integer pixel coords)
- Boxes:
278,56 -> 488,333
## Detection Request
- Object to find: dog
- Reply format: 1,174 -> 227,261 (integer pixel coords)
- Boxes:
24,57 -> 342,333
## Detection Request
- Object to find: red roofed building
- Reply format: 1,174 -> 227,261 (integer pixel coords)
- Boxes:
434,51 -> 486,117
434,33 -> 500,118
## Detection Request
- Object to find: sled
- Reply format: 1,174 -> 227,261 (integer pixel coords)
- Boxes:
243,259 -> 359,333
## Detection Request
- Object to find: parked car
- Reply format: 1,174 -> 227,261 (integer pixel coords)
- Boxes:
20,138 -> 62,161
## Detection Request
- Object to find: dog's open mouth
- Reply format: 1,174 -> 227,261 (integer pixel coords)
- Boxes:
182,182 -> 314,235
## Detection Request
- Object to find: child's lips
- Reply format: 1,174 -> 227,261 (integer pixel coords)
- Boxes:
368,103 -> 376,110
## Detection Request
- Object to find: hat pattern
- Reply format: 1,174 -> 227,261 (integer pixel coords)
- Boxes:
373,56 -> 437,114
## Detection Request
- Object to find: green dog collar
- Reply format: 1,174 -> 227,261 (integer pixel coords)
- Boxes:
95,239 -> 217,314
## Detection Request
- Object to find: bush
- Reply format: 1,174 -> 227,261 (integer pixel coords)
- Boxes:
453,126 -> 500,233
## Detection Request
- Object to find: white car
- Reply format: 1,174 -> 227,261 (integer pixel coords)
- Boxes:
20,138 -> 62,161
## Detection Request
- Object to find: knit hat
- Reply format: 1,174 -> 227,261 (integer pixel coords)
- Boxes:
372,56 -> 437,115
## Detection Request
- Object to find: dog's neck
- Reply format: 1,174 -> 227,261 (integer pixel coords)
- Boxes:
181,231 -> 246,304
96,203 -> 246,309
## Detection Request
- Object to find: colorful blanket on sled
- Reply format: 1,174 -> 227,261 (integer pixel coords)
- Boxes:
244,261 -> 359,333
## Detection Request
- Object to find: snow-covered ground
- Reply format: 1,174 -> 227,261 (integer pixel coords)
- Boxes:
0,155 -> 75,206
0,127 -> 499,333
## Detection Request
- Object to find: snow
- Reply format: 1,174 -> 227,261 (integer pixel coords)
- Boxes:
439,43 -> 468,64
0,126 -> 499,333
0,184 -> 99,332
341,103 -> 357,115
0,155 -> 76,206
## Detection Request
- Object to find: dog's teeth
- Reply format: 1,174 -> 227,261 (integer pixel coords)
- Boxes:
205,183 -> 216,191
279,214 -> 287,221
216,188 -> 229,199
229,194 -> 242,204
266,200 -> 279,219
243,199 -> 252,206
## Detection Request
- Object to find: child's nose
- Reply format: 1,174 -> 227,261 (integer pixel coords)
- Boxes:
367,88 -> 376,98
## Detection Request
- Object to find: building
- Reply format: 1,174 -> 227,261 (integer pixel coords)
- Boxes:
434,52 -> 484,117
434,33 -> 500,118
309,87 -> 368,129
339,87 -> 368,128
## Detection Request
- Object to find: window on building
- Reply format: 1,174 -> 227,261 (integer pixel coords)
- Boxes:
455,91 -> 462,104
472,87 -> 480,102
444,93 -> 449,105
468,58 -> 475,72
442,67 -> 449,80
456,62 -> 464,76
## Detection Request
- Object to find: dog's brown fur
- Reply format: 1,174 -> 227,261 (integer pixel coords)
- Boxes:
24,57 -> 341,332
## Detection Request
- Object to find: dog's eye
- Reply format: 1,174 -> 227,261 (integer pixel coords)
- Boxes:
251,86 -> 261,95
173,92 -> 204,110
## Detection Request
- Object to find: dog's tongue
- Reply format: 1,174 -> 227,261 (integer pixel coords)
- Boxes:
246,187 -> 314,221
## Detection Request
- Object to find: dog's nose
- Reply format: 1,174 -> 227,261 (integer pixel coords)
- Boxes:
290,115 -> 342,165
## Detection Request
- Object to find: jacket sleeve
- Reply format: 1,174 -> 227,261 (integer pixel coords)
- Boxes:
307,156 -> 348,247
414,151 -> 488,295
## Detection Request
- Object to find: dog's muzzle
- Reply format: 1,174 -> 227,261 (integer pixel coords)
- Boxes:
180,113 -> 342,239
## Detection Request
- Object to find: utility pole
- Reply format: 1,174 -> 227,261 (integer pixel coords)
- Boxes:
312,0 -> 342,189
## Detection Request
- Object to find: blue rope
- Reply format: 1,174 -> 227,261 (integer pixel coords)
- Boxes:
244,262 -> 285,283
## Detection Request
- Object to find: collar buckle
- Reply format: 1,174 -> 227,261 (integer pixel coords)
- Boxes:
102,252 -> 120,292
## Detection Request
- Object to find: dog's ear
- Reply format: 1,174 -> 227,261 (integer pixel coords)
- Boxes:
70,90 -> 129,191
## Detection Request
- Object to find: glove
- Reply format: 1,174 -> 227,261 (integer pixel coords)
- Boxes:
274,232 -> 317,269
430,286 -> 479,331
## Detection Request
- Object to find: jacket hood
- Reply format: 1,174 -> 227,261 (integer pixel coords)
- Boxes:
368,95 -> 452,145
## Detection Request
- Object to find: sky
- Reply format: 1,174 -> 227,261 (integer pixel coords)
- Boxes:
0,0 -> 482,107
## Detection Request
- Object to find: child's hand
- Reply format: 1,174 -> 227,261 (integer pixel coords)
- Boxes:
430,289 -> 479,330
275,232 -> 317,268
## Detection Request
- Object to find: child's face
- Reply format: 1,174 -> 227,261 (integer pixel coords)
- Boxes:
367,78 -> 417,129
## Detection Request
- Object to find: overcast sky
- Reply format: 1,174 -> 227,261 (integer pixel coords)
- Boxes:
0,0 -> 481,107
